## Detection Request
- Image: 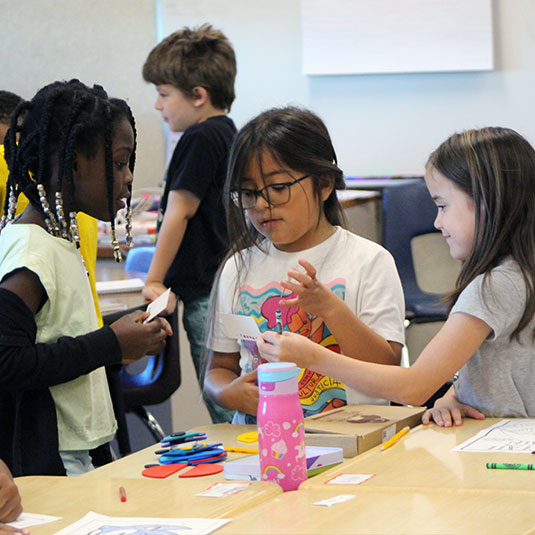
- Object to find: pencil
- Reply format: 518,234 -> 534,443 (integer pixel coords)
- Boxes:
380,426 -> 410,451
119,486 -> 127,502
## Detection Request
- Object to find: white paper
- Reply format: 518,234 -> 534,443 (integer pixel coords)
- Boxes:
325,473 -> 375,485
144,288 -> 171,323
96,278 -> 145,294
7,512 -> 61,529
221,314 -> 260,341
313,494 -> 356,507
55,511 -> 231,535
453,419 -> 535,453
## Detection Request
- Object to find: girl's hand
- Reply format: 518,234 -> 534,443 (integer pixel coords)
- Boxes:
0,473 -> 22,525
222,370 -> 259,416
257,331 -> 315,369
110,310 -> 173,363
142,282 -> 177,316
280,259 -> 338,319
422,393 -> 485,427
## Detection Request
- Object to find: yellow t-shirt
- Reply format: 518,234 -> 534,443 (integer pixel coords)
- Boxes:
0,145 -> 102,326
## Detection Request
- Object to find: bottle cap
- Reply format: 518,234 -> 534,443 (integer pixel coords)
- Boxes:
258,362 -> 299,383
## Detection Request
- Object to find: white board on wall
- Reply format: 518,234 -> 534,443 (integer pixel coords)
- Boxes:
301,0 -> 493,75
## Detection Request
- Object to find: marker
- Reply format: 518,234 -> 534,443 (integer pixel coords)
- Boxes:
380,426 -> 410,451
486,463 -> 535,470
275,309 -> 282,335
119,486 -> 127,502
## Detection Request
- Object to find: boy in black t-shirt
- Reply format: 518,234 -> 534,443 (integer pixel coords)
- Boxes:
142,24 -> 237,423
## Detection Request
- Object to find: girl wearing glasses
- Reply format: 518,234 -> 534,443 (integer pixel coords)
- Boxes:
204,106 -> 405,424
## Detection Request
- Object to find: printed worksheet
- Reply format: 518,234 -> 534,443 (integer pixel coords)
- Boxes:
453,419 -> 535,453
55,511 -> 231,535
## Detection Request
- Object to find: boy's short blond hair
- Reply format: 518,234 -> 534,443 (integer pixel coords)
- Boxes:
143,23 -> 236,112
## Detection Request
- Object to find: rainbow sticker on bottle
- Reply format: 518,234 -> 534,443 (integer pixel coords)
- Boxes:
263,465 -> 284,480
292,422 -> 305,437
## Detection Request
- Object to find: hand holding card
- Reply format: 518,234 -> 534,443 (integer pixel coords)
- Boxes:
144,288 -> 171,324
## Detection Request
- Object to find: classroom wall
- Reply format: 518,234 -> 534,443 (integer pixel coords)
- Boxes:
158,0 -> 535,176
1,0 -> 166,190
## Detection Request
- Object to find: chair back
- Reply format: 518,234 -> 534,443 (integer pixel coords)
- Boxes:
381,179 -> 447,321
120,308 -> 181,408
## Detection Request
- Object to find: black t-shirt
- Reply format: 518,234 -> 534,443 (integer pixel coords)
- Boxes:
159,115 -> 237,303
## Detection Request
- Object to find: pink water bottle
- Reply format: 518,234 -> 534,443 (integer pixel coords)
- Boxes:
257,362 -> 307,491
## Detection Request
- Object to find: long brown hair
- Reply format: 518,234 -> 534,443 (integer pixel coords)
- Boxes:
427,127 -> 535,340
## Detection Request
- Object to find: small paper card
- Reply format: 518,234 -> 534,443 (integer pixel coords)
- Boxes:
144,288 -> 171,324
325,473 -> 375,485
196,482 -> 252,497
221,314 -> 260,341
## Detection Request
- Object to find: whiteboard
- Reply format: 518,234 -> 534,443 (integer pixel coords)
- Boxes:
301,0 -> 493,75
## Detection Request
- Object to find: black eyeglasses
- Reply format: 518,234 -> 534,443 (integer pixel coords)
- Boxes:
231,175 -> 310,209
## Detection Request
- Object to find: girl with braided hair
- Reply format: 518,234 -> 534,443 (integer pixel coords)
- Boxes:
0,79 -> 172,476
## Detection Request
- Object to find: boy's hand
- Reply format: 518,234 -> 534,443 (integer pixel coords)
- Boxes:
222,370 -> 259,417
422,393 -> 485,427
110,310 -> 173,363
0,472 -> 22,525
142,282 -> 177,315
279,259 -> 339,319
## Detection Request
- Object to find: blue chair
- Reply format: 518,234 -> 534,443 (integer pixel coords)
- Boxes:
119,310 -> 181,444
381,179 -> 449,324
125,246 -> 156,273
381,180 -> 451,407
105,245 -> 181,455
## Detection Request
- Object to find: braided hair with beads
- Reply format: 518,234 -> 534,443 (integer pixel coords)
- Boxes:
0,79 -> 136,261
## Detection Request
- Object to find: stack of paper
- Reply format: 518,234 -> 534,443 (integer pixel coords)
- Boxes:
223,445 -> 343,481
95,278 -> 145,294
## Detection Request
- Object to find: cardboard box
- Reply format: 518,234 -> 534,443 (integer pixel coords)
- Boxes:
304,404 -> 426,457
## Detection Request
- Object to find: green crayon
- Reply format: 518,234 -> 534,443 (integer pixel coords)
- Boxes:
486,462 -> 535,470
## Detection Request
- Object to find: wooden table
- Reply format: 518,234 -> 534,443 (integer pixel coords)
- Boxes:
13,419 -> 535,535
216,487 -> 535,535
337,189 -> 379,208
16,474 -> 280,535
302,418 -> 535,493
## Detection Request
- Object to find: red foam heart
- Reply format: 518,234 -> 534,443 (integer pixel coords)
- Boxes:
179,464 -> 224,478
142,464 -> 188,478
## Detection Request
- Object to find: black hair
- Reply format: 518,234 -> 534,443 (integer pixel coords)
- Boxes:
0,90 -> 23,125
225,106 -> 346,256
2,79 -> 136,246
